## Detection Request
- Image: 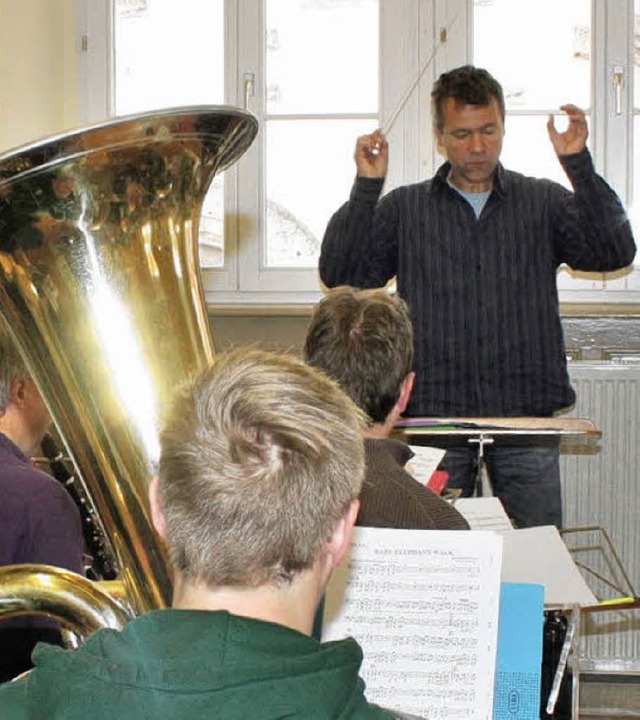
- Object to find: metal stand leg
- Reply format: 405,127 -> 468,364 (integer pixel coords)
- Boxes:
468,433 -> 494,498
545,606 -> 579,718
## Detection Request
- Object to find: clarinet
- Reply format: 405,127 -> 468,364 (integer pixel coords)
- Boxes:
39,434 -> 118,581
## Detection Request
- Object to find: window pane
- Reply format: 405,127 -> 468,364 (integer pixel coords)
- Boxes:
264,1 -> 379,269
266,119 -> 377,267
632,116 -> 640,237
114,0 -> 225,268
631,3 -> 640,246
198,176 -> 224,267
498,115 -> 571,189
266,0 -> 378,115
115,0 -> 224,113
635,1 -> 640,107
474,0 -> 591,112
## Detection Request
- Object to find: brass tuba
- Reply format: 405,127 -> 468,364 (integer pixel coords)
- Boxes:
0,107 -> 258,621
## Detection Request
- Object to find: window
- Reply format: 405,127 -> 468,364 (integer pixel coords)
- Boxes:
77,0 -> 640,305
633,0 -> 640,241
264,0 -> 378,268
474,0 -> 591,188
473,0 -> 639,300
115,0 -> 226,268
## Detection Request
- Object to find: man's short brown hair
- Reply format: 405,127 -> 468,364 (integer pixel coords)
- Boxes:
304,287 -> 414,424
431,65 -> 505,132
157,347 -> 366,589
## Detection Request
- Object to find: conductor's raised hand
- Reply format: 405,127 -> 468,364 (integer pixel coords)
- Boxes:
354,129 -> 388,178
546,104 -> 589,157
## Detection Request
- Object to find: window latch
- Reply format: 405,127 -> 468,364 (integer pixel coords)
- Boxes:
613,65 -> 624,116
243,73 -> 255,111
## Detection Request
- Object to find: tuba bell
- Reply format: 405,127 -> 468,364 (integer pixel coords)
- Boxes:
0,106 -> 258,621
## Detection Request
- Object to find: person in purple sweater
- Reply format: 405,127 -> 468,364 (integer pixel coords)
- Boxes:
0,330 -> 84,682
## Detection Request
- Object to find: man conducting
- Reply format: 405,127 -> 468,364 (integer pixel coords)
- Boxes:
320,64 -> 636,529
304,286 -> 468,530
0,348 -> 421,719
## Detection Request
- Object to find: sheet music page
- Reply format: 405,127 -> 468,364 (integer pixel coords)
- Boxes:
405,445 -> 446,485
454,498 -> 515,532
323,527 -> 503,719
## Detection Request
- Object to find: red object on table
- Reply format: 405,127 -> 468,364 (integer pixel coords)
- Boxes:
427,470 -> 449,495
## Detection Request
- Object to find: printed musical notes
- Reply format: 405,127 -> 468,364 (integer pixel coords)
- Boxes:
323,527 -> 503,719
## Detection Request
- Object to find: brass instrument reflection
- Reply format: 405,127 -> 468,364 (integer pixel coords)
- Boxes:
0,107 -> 258,627
34,433 -> 118,581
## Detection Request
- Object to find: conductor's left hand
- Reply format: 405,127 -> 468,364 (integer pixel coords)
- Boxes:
547,104 -> 588,157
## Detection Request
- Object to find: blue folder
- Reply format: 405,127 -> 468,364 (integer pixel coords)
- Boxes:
493,582 -> 544,720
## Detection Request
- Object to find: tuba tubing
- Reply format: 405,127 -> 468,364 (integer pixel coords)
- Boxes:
0,565 -> 131,636
0,106 -> 258,619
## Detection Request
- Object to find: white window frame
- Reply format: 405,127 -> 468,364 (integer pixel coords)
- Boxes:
76,0 -> 640,307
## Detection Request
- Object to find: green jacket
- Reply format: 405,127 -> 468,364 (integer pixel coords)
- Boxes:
0,609 -> 398,719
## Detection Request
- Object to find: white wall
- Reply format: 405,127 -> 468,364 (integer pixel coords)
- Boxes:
0,0 -> 79,152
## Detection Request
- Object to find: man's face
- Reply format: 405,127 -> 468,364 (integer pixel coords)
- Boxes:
435,96 -> 504,193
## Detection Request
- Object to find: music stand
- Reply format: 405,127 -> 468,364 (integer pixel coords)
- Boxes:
395,416 -> 601,498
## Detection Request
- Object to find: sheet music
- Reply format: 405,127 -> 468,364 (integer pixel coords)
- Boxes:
454,498 -> 515,532
406,445 -> 446,485
323,527 -> 503,719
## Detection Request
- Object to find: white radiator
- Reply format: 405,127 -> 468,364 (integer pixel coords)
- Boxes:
562,362 -> 640,670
